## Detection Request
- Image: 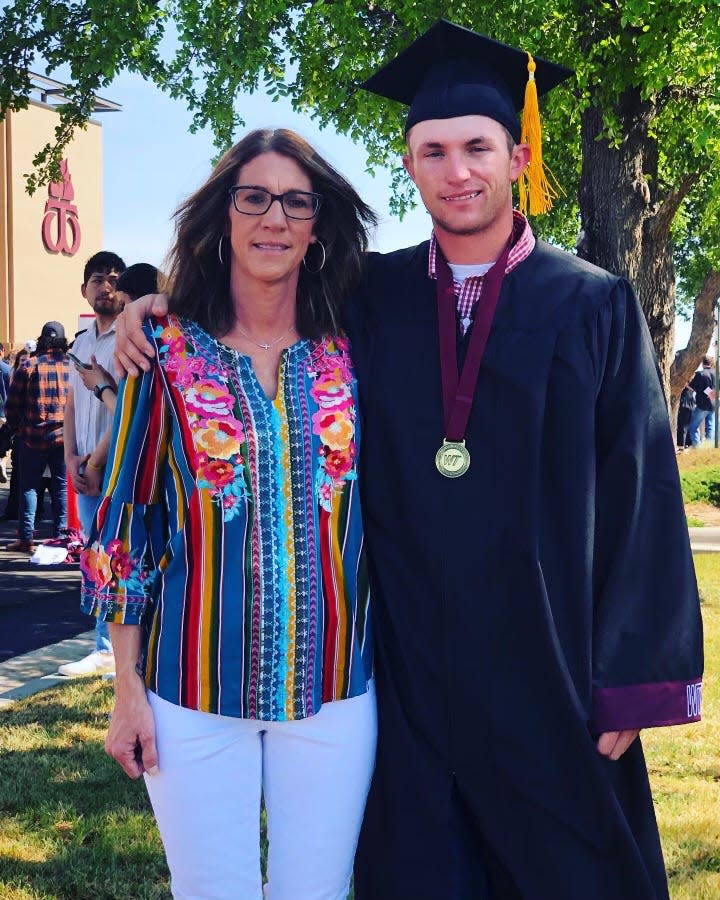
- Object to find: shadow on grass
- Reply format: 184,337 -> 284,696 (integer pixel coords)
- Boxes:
0,847 -> 171,900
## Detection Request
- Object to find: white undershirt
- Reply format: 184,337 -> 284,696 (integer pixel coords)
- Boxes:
448,262 -> 493,283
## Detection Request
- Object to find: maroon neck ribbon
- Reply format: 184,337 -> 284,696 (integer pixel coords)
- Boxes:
436,238 -> 512,442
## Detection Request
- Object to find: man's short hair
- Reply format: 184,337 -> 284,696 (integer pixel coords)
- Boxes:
0,342 -> 4,354
83,251 -> 126,286
702,355 -> 715,367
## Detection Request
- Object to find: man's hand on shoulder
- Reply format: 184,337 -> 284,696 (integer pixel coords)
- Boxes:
114,292 -> 169,378
596,729 -> 640,761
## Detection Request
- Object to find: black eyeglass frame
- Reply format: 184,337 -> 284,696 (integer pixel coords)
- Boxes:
228,185 -> 323,220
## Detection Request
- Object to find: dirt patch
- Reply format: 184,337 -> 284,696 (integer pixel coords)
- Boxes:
685,501 -> 720,526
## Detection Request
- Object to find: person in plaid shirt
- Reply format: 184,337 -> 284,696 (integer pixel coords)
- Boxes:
4,321 -> 70,553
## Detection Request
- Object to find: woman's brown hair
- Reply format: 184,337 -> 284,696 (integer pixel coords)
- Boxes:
165,128 -> 377,340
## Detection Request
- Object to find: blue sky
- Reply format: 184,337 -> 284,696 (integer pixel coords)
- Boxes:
99,70 -> 431,270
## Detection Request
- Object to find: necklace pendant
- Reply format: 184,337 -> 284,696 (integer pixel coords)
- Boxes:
260,342 -> 270,351
435,439 -> 470,478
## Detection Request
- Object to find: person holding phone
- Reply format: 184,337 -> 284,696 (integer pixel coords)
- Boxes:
59,251 -> 126,678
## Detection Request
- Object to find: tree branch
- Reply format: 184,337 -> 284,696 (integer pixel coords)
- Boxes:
651,171 -> 704,241
671,269 -> 720,395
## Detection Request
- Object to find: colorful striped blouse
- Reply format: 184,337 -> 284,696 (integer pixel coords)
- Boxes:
80,316 -> 372,721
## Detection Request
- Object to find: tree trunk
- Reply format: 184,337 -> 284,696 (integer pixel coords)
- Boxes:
576,91 -> 676,402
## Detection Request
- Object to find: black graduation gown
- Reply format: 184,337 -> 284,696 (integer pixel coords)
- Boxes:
344,239 -> 704,900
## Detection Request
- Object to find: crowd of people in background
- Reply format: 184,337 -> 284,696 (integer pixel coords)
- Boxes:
0,254 -> 160,678
677,354 -> 717,450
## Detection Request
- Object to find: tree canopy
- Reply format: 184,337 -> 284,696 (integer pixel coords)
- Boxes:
2,0 -> 719,397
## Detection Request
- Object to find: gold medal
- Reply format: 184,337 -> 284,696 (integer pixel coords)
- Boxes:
435,440 -> 470,478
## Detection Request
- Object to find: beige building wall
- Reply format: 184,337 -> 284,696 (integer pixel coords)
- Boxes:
2,101 -> 103,347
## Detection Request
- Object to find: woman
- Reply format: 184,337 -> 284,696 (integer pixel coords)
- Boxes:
80,129 -> 377,900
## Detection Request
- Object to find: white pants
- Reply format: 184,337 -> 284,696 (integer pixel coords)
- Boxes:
144,686 -> 377,900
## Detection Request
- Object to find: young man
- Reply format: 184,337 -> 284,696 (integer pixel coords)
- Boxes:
59,251 -> 125,677
112,21 -> 702,899
345,22 -> 703,900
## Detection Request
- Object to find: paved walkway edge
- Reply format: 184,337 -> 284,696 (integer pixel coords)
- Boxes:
0,630 -> 95,707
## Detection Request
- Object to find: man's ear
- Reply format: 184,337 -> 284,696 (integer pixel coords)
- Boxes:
402,152 -> 416,183
80,283 -> 87,300
510,143 -> 531,183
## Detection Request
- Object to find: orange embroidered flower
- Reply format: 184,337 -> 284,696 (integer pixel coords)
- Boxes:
312,410 -> 354,450
193,418 -> 244,459
80,544 -> 113,588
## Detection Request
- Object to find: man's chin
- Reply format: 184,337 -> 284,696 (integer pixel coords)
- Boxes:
432,217 -> 490,238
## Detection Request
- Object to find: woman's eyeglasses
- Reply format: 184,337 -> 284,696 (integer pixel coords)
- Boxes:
229,186 -> 323,220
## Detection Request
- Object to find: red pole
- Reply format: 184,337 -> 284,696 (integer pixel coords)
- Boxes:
66,477 -> 81,532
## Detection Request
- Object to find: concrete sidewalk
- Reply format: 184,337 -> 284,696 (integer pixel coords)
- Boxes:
0,475 -> 98,708
689,526 -> 720,553
0,630 -> 95,708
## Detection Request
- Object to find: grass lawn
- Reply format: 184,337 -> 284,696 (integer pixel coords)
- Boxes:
1,557 -> 718,899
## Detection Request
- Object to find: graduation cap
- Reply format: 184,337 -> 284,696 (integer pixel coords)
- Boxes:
361,20 -> 574,215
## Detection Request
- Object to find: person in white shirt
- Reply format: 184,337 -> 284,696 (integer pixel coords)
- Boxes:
59,250 -> 126,677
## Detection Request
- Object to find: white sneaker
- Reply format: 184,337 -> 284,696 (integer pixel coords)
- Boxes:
58,650 -> 115,677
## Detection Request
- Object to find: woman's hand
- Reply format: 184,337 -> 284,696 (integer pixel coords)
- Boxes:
114,292 -> 170,377
77,355 -> 117,393
106,680 -> 159,779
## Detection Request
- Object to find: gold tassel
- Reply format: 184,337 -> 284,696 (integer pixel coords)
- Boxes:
518,52 -> 563,216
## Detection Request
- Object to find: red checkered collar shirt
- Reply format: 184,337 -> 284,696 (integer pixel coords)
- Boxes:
428,210 -> 536,335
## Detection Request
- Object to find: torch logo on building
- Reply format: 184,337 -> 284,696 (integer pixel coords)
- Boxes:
41,159 -> 81,256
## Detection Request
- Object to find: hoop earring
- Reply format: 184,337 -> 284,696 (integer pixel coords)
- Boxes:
302,240 -> 326,274
218,235 -> 227,265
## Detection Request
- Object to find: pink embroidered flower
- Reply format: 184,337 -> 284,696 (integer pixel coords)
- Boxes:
324,446 -> 355,478
168,336 -> 187,355
312,410 -> 354,451
198,458 -> 236,489
106,539 -> 123,555
318,480 -> 334,506
111,551 -> 134,581
310,370 -> 353,410
166,354 -> 207,388
193,418 -> 245,459
185,381 -> 235,418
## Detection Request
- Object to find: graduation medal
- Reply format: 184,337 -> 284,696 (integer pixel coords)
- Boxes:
435,440 -> 470,478
435,237 -> 511,480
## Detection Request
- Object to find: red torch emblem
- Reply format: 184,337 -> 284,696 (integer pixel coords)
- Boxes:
41,159 -> 81,256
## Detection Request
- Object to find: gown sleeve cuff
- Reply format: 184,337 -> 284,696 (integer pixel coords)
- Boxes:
591,679 -> 703,732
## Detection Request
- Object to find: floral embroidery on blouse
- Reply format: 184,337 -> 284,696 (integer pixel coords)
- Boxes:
155,321 -> 249,521
308,336 -> 357,512
81,538 -> 153,595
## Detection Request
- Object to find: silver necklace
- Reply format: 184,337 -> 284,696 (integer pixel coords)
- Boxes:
234,324 -> 296,351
